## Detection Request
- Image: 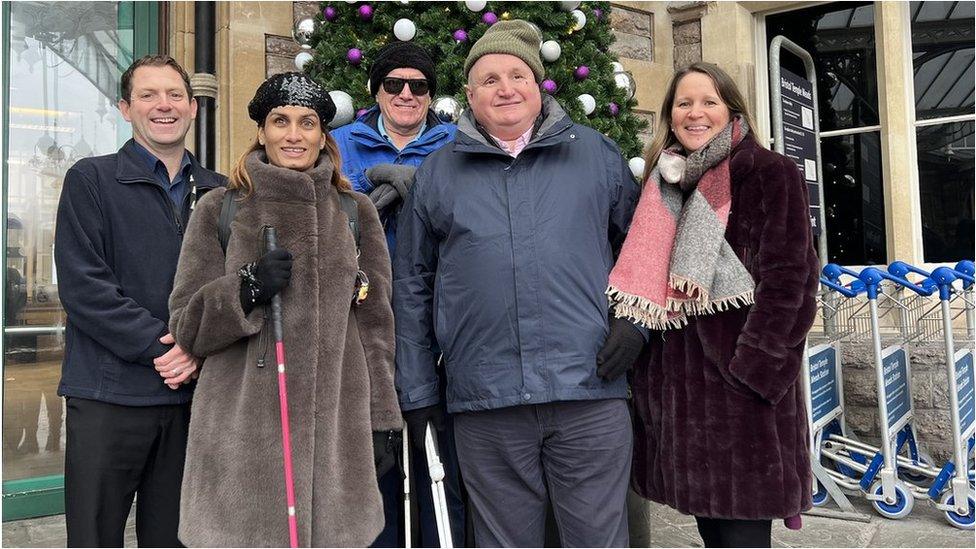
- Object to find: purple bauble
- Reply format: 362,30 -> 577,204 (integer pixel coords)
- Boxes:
358,4 -> 374,21
541,79 -> 558,94
593,8 -> 603,20
482,12 -> 498,25
356,108 -> 369,118
323,6 -> 338,21
608,102 -> 620,116
453,29 -> 468,42
574,65 -> 590,80
347,48 -> 363,65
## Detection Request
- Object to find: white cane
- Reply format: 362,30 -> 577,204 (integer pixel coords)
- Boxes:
425,422 -> 454,549
402,424 -> 412,548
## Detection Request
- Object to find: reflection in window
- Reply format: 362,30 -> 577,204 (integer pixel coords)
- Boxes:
917,122 -> 975,262
766,2 -> 879,132
911,1 -> 975,121
821,132 -> 887,265
4,1 -> 130,482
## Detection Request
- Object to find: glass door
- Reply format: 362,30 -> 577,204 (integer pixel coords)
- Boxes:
2,1 -> 157,521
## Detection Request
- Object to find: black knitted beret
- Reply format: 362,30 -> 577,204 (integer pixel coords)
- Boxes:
247,72 -> 336,126
368,42 -> 437,97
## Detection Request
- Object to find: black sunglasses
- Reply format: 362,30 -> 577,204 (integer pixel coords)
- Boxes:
382,77 -> 430,96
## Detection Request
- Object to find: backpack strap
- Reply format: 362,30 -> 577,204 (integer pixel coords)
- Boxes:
339,192 -> 360,253
218,188 -> 239,255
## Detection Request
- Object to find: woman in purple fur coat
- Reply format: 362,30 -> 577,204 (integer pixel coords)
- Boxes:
606,63 -> 820,547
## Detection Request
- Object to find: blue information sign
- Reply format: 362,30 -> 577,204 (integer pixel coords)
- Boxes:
778,68 -> 821,236
808,345 -> 841,426
882,347 -> 911,431
955,350 -> 974,438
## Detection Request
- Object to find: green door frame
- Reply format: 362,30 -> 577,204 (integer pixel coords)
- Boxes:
2,1 -> 160,523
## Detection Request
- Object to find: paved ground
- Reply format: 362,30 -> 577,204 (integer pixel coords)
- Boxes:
3,496 -> 972,548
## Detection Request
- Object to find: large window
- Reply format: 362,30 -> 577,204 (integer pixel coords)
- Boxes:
3,1 -> 157,521
910,1 -> 975,262
766,2 -> 887,265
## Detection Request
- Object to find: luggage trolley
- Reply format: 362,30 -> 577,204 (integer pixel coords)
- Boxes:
886,261 -> 976,529
804,275 -> 863,515
818,264 -> 931,520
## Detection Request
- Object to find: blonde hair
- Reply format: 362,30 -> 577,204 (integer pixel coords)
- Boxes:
228,132 -> 352,198
643,62 -> 759,183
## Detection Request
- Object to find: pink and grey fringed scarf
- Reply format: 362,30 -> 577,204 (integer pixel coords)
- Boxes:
607,116 -> 755,330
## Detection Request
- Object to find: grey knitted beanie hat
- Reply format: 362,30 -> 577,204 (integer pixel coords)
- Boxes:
464,20 -> 544,82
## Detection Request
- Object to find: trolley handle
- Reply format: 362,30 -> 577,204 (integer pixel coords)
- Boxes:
859,266 -> 931,299
820,277 -> 861,298
887,260 -> 930,279
952,260 -> 974,288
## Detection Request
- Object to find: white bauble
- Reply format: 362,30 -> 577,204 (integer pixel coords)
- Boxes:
464,0 -> 487,11
431,96 -> 463,123
611,61 -> 625,73
329,90 -> 355,128
570,10 -> 586,31
293,17 -> 316,48
628,157 -> 646,180
393,18 -> 417,41
614,71 -> 636,100
577,93 -> 596,115
540,40 -> 561,62
559,1 -> 581,12
294,51 -> 314,70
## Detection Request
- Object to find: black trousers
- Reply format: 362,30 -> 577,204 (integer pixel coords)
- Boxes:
695,516 -> 772,548
64,397 -> 190,548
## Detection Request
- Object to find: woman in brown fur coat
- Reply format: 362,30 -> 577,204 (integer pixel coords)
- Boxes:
607,63 -> 820,547
168,72 -> 402,547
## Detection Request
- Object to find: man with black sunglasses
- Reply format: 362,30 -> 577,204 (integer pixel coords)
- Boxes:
330,41 -> 463,548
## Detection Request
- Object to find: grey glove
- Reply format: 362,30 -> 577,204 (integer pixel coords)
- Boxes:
365,164 -> 417,213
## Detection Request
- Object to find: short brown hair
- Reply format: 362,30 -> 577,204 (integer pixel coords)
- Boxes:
120,54 -> 193,102
643,62 -> 759,181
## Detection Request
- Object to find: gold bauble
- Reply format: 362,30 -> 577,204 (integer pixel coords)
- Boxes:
501,12 -> 511,20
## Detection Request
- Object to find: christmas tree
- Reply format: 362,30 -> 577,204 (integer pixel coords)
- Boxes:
299,0 -> 648,160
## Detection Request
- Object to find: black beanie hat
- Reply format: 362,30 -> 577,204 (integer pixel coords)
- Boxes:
368,42 -> 437,97
248,72 -> 336,126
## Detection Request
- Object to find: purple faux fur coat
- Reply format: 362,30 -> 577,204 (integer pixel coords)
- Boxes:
631,136 -> 820,520
168,151 -> 402,547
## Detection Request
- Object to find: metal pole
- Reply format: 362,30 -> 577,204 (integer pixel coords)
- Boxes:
940,298 -> 969,515
769,36 -> 828,262
193,2 -> 216,170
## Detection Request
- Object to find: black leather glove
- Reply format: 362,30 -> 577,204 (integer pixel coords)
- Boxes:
596,316 -> 646,381
372,430 -> 402,478
402,404 -> 445,449
239,248 -> 293,315
366,164 -> 417,213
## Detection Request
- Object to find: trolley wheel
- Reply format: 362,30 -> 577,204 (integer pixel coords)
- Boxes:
898,450 -> 934,484
869,480 -> 915,520
940,492 -> 975,530
811,483 -> 830,507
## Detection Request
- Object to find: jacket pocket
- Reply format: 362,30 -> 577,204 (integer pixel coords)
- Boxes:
695,312 -> 757,399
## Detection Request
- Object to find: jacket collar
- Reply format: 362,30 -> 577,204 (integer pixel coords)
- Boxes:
244,149 -> 337,204
347,106 -> 453,151
453,95 -> 572,156
116,139 -> 222,190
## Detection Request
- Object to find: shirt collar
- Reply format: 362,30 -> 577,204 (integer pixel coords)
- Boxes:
378,115 -> 426,151
131,140 -> 192,182
489,125 -> 534,158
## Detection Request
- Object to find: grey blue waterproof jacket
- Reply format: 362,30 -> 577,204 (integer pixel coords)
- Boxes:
393,96 -> 639,413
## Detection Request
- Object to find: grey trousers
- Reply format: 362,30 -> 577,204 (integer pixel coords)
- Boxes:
454,399 -> 632,548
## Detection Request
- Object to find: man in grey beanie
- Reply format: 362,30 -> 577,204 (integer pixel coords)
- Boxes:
394,19 -> 645,547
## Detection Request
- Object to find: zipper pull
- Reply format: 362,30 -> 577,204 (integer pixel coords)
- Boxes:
189,175 -> 198,211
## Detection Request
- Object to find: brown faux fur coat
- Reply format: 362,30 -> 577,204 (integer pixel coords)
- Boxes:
631,136 -> 820,520
168,151 -> 402,547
